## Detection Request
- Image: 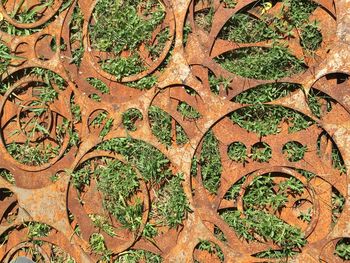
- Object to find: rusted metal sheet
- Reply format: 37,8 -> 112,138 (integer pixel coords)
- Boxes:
0,0 -> 350,262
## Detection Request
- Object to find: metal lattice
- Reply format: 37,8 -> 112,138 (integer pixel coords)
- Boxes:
0,0 -> 350,262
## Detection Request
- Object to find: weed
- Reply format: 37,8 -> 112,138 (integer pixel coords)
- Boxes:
332,187 -> 345,225
335,238 -> 350,260
233,83 -> 301,104
95,158 -> 143,231
89,214 -> 116,237
177,102 -> 201,120
89,93 -> 101,102
149,106 -> 172,146
0,0 -> 71,36
116,249 -> 162,262
96,138 -> 172,184
70,3 -> 84,66
90,0 -> 168,82
0,42 -> 11,74
0,170 -> 15,184
90,0 -> 165,55
282,141 -> 307,162
220,174 -> 307,253
228,142 -> 247,163
251,142 -> 272,162
183,22 -> 192,45
219,13 -> 276,43
195,240 -> 224,262
230,105 -> 314,136
122,108 -> 143,131
254,249 -> 298,259
125,75 -> 158,90
222,0 -> 236,8
142,222 -> 158,238
89,233 -> 112,261
301,22 -> 322,51
308,89 -> 333,118
298,208 -> 312,223
151,174 -> 190,227
215,46 -> 306,80
27,222 -> 51,239
87,78 -> 110,94
209,74 -> 232,95
176,123 -> 189,145
200,131 -> 222,194
7,142 -> 60,166
194,3 -> 214,32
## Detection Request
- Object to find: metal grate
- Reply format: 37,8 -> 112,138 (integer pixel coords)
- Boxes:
0,0 -> 350,262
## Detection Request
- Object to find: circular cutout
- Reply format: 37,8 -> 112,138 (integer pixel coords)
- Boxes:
0,69 -> 71,170
282,141 -> 307,162
86,0 -> 174,82
251,142 -> 272,163
228,142 -> 247,163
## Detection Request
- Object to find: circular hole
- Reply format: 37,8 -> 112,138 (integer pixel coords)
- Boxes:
335,238 -> 350,260
282,141 -> 307,162
88,0 -> 172,82
251,142 -> 272,162
228,142 -> 247,163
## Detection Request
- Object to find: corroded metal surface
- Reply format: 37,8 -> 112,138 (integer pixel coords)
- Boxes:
0,0 -> 350,262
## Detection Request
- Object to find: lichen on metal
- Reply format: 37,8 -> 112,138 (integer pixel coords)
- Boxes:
0,0 -> 350,262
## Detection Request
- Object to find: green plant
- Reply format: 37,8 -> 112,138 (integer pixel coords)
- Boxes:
230,105 -> 314,136
0,0 -> 71,35
149,106 -> 172,146
0,170 -> 15,184
228,142 -> 247,163
335,238 -> 350,260
332,188 -> 345,225
308,89 -> 332,118
233,83 -> 301,104
151,174 -> 190,227
177,101 -> 201,120
95,158 -> 143,231
282,141 -> 307,162
97,138 -> 172,184
194,3 -> 214,32
220,174 -> 307,255
0,42 -> 11,74
195,240 -> 224,262
301,22 -> 322,51
215,46 -> 306,80
251,142 -> 272,162
222,0 -> 236,8
70,3 -> 84,66
116,249 -> 162,263
176,123 -> 189,145
26,222 -> 52,245
87,78 -> 110,94
200,131 -> 222,194
89,233 -> 112,261
90,0 -> 167,83
122,108 -> 143,131
209,74 -> 232,95
89,214 -> 116,237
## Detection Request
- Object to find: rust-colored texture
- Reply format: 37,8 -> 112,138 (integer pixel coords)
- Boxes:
0,0 -> 350,262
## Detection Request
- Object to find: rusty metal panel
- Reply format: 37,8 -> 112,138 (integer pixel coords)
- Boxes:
0,0 -> 349,262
